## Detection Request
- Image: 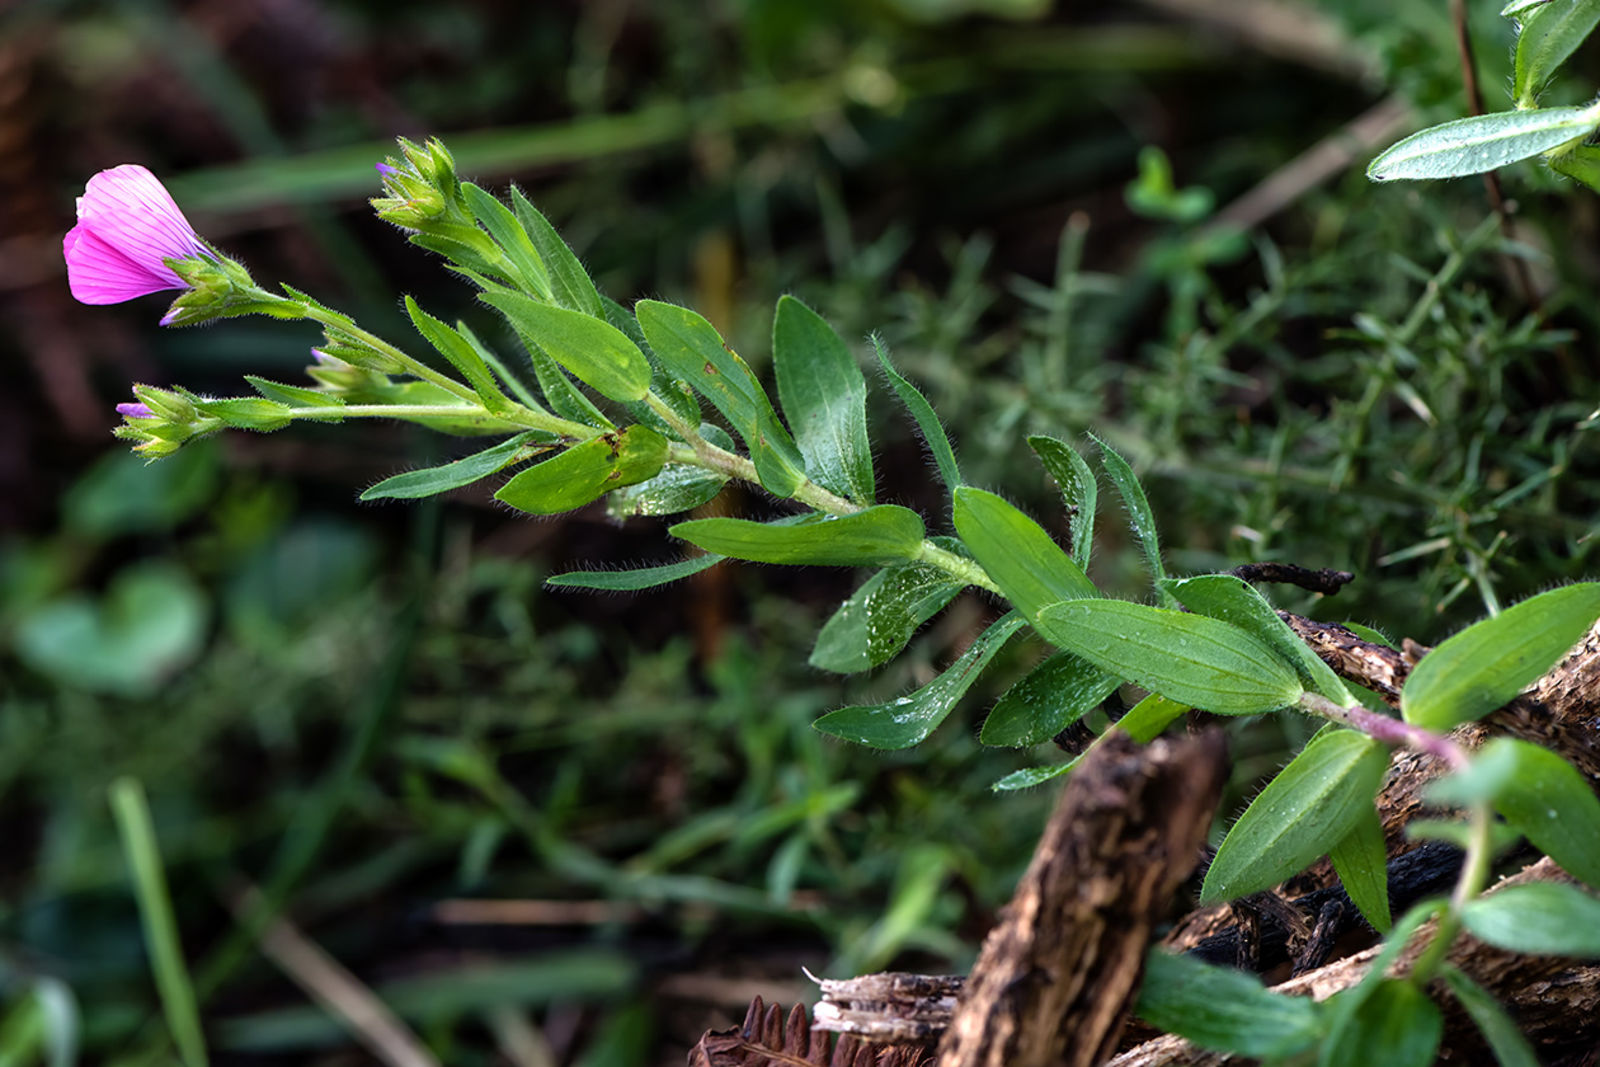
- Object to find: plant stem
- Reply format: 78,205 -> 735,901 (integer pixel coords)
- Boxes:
1297,691 -> 1469,771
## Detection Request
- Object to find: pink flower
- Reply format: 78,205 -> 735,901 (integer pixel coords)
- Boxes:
63,164 -> 209,305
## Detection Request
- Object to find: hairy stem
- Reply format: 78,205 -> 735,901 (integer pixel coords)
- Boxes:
1297,691 -> 1469,772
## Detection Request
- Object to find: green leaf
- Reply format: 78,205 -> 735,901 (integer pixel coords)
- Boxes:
1163,574 -> 1353,705
603,296 -> 700,433
1321,979 -> 1442,1067
1135,949 -> 1322,1059
980,651 -> 1119,748
1091,434 -> 1169,599
813,613 -> 1027,748
671,506 -> 925,567
773,295 -> 875,504
193,397 -> 293,431
523,335 -> 614,428
461,182 -> 551,298
1027,434 -> 1097,564
952,487 -> 1096,623
872,335 -> 960,491
1514,0 -> 1600,105
634,300 -> 806,497
1329,805 -> 1393,933
1481,739 -> 1600,887
546,554 -> 723,591
495,426 -> 668,515
1035,599 -> 1303,715
810,556 -> 965,674
361,432 -> 551,501
1201,729 -> 1390,904
483,290 -> 652,402
510,188 -> 603,318
989,693 -> 1187,792
1550,142 -> 1600,191
405,295 -> 511,411
1401,582 -> 1600,730
1504,0 -> 1553,17
1368,105 -> 1600,182
244,376 -> 345,413
1461,882 -> 1600,955
1440,966 -> 1539,1067
605,464 -> 728,517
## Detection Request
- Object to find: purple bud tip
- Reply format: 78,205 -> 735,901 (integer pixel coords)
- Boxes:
375,162 -> 399,178
117,401 -> 156,419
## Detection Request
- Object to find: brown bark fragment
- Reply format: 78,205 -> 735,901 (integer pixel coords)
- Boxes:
933,730 -> 1229,1067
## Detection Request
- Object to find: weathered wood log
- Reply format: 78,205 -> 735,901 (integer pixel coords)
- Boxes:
1111,858 -> 1600,1066
933,730 -> 1229,1067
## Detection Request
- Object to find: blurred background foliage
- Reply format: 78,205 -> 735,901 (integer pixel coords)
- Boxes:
4,0 -> 1600,1063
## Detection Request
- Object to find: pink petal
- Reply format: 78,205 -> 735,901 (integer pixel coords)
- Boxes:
64,223 -> 187,303
117,402 -> 156,419
68,165 -> 206,303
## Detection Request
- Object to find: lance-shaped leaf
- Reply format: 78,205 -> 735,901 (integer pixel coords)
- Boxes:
773,296 -> 874,504
1437,737 -> 1600,888
989,693 -> 1188,791
635,300 -> 806,497
1514,0 -> 1600,105
810,555 -> 965,674
1201,729 -> 1390,904
462,182 -> 551,299
483,289 -> 652,402
1163,573 -> 1353,704
1091,434 -> 1169,599
1035,599 -> 1302,714
1322,979 -> 1443,1067
1461,882 -> 1600,956
546,554 -> 723,591
670,506 -> 925,567
362,432 -> 553,501
1440,966 -> 1540,1067
510,188 -> 603,318
1329,805 -> 1392,932
980,651 -> 1120,748
1028,434 -> 1097,563
873,335 -> 961,491
1135,950 -> 1323,1059
495,426 -> 667,515
406,296 -> 518,414
1402,582 -> 1600,730
813,613 -> 1026,748
1551,142 -> 1600,192
1368,105 -> 1600,182
193,397 -> 293,431
953,487 -> 1095,623
606,464 -> 728,518
245,376 -> 346,414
